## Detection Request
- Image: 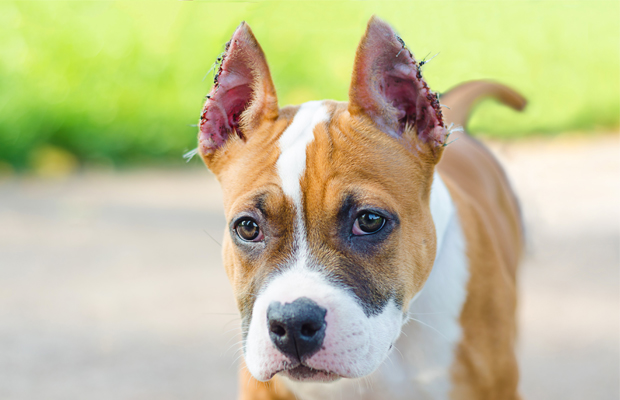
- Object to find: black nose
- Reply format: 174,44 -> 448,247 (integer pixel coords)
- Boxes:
267,297 -> 327,361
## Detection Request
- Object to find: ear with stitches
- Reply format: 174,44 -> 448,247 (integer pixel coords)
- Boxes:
198,22 -> 278,159
348,16 -> 448,151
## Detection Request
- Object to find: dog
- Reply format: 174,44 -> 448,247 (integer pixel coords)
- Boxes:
197,16 -> 525,400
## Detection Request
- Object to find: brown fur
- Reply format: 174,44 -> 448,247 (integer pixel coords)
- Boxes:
200,21 -> 524,400
218,99 -> 440,338
233,86 -> 524,400
239,364 -> 295,400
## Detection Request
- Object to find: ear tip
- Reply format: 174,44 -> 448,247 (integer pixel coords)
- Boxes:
232,21 -> 256,42
360,16 -> 403,58
363,15 -> 401,50
366,15 -> 394,34
367,15 -> 385,25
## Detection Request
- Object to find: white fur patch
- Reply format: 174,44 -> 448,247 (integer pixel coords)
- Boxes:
276,101 -> 329,207
429,172 -> 454,255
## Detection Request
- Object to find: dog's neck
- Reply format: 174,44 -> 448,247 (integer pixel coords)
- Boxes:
281,173 -> 470,400
392,172 -> 469,398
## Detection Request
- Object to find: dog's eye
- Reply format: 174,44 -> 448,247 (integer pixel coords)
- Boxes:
235,218 -> 263,242
353,212 -> 385,235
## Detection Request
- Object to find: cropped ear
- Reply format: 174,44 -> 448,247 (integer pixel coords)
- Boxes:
198,22 -> 278,159
348,16 -> 448,154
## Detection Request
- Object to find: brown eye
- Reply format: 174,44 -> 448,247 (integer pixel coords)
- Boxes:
235,218 -> 262,242
353,212 -> 385,235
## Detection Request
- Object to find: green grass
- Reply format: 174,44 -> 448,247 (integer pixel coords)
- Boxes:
0,1 -> 618,170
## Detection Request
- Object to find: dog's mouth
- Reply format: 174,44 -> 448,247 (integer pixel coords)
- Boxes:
280,364 -> 341,382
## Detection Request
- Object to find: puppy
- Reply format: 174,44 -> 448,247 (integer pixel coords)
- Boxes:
197,16 -> 525,400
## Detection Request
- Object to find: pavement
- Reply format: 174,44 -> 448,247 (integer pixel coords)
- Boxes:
0,133 -> 618,399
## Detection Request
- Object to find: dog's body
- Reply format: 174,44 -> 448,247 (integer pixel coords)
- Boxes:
198,17 -> 524,400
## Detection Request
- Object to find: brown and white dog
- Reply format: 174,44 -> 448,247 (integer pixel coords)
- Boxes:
197,16 -> 525,400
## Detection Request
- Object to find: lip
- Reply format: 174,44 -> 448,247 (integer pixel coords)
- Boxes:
280,364 -> 341,382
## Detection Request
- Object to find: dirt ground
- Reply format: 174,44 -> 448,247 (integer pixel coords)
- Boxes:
0,133 -> 618,399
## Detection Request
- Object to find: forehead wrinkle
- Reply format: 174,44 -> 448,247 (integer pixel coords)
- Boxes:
227,182 -> 281,217
221,145 -> 282,212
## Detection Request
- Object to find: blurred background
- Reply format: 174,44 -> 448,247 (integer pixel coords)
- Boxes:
0,1 -> 618,399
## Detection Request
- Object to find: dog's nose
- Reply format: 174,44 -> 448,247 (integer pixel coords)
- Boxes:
267,297 -> 327,361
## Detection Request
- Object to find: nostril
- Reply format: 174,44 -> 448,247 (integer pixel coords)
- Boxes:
300,323 -> 319,338
270,323 -> 286,337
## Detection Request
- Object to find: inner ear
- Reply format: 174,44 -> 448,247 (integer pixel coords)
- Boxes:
199,22 -> 278,157
384,73 -> 418,129
349,16 -> 447,148
213,70 -> 253,141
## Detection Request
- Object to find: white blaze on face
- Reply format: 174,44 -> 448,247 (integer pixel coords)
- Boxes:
276,100 -> 328,212
243,101 -> 406,382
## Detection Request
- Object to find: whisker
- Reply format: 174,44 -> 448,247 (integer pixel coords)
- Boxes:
203,229 -> 222,247
223,324 -> 243,335
230,352 -> 247,369
223,335 -> 244,351
393,345 -> 405,361
222,331 -> 247,351
222,339 -> 245,359
205,312 -> 238,316
408,311 -> 447,316
409,317 -> 450,342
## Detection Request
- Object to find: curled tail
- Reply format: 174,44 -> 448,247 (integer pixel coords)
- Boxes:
440,80 -> 526,129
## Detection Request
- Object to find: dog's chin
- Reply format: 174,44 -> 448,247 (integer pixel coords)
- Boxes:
280,365 -> 341,383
